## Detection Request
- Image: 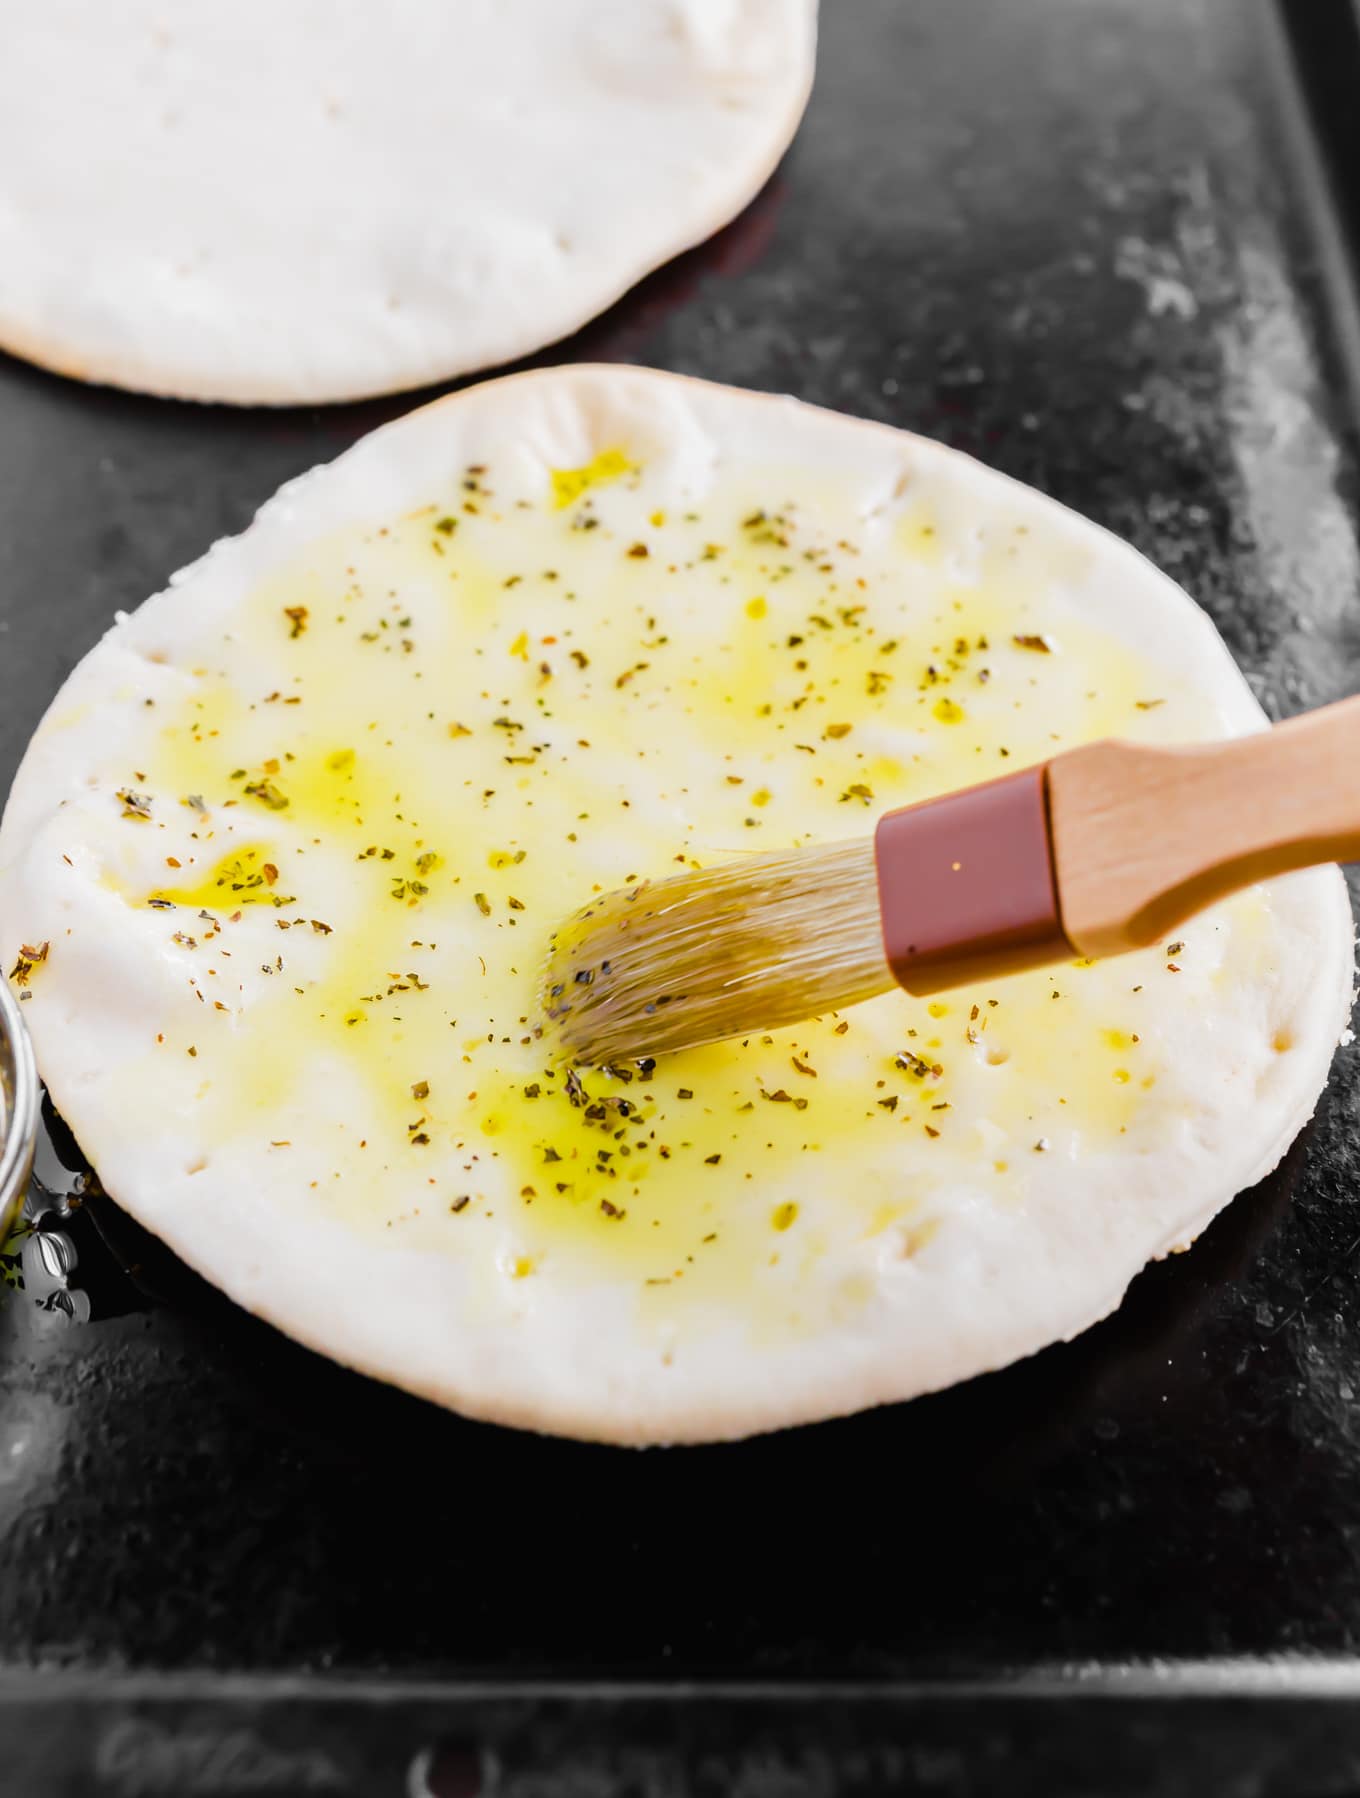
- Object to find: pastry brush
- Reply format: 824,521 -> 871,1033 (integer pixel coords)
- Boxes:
538,693 -> 1360,1066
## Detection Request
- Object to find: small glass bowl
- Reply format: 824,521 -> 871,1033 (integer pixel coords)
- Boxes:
0,977 -> 38,1243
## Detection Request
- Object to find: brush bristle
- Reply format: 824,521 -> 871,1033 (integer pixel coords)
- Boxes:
537,838 -> 892,1065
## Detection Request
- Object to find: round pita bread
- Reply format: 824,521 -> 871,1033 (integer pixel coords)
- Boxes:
0,366 -> 1351,1442
0,2 -> 815,404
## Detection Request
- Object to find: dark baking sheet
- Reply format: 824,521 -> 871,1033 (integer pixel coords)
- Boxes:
5,0 -> 1360,1791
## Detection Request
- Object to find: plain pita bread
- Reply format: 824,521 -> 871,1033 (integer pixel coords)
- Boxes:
0,1 -> 815,403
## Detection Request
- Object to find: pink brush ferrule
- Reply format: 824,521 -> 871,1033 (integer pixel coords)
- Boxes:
873,763 -> 1074,995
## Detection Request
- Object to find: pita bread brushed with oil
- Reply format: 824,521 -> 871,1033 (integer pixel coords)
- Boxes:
0,367 -> 1351,1443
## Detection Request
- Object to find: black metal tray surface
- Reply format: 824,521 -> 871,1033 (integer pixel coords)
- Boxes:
5,1 -> 1360,1792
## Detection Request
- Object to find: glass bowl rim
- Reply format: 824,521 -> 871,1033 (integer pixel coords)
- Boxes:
0,976 -> 39,1238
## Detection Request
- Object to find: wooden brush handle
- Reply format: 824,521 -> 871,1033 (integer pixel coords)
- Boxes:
1048,693 -> 1360,957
